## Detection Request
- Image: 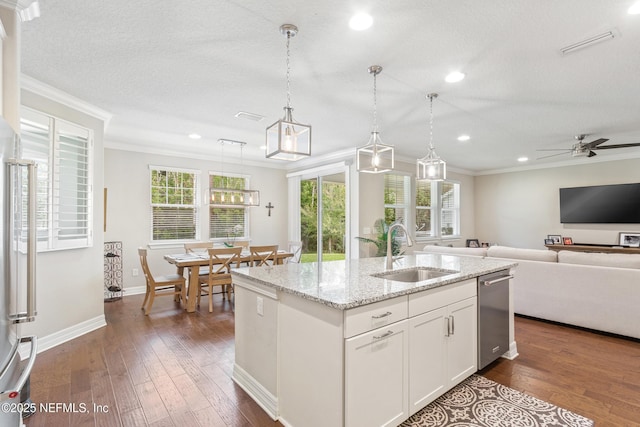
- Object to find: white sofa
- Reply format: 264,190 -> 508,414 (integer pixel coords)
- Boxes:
420,245 -> 640,339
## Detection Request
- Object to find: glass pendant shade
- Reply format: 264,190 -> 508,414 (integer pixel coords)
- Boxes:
417,92 -> 446,181
210,188 -> 260,207
266,24 -> 311,161
266,107 -> 311,160
357,65 -> 395,173
417,152 -> 446,181
357,131 -> 394,173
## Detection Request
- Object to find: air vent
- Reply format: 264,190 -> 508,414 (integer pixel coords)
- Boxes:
235,111 -> 265,122
560,30 -> 616,56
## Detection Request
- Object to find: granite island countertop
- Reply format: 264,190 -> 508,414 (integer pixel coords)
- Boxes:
231,253 -> 517,310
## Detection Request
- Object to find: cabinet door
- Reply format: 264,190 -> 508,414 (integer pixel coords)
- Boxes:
345,320 -> 408,427
408,307 -> 447,415
446,296 -> 477,386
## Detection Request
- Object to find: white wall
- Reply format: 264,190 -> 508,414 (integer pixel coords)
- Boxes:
20,89 -> 106,340
474,158 -> 640,249
104,148 -> 289,290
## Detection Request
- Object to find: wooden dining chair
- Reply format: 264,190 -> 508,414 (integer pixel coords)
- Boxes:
249,245 -> 279,267
138,248 -> 186,315
197,247 -> 242,312
184,241 -> 214,253
184,241 -> 214,274
287,241 -> 303,263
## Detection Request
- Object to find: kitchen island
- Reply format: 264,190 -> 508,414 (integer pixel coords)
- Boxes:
231,254 -> 518,427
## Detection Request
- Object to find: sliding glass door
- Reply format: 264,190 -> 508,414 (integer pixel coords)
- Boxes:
300,172 -> 345,263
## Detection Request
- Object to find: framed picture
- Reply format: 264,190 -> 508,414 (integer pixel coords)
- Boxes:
466,239 -> 480,248
563,237 -> 573,245
544,238 -> 554,245
619,232 -> 640,247
547,235 -> 562,245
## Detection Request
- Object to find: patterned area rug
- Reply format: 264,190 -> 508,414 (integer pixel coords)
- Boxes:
401,375 -> 594,427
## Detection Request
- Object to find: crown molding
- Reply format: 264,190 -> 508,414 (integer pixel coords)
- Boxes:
21,74 -> 113,128
0,0 -> 40,21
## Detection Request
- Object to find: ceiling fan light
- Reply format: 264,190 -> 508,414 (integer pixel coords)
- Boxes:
571,143 -> 590,157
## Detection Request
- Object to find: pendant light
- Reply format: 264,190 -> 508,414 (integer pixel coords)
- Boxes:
356,65 -> 394,173
266,24 -> 311,161
210,139 -> 260,207
417,93 -> 446,181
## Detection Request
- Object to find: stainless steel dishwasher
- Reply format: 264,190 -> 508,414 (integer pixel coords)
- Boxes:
477,269 -> 513,369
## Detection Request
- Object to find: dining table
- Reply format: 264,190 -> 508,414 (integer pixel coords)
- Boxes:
164,249 -> 293,312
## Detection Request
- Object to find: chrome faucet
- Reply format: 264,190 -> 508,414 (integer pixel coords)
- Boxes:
386,223 -> 414,269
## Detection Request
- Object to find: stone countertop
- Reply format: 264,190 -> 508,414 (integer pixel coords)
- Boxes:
231,254 -> 517,310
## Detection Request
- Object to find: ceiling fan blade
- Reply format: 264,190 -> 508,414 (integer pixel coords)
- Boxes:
593,143 -> 640,150
588,151 -> 597,157
585,138 -> 609,149
536,148 -> 573,152
536,152 -> 571,160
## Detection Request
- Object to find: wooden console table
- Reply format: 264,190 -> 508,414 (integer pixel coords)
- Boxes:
545,244 -> 640,254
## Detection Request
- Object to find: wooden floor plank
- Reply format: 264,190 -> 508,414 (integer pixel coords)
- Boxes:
24,294 -> 639,426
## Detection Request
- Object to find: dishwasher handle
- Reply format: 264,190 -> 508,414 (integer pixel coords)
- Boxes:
482,275 -> 513,286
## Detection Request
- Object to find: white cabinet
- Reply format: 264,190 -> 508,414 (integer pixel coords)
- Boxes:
408,280 -> 477,416
345,320 -> 409,427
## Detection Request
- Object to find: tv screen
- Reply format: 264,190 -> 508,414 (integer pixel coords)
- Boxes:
559,183 -> 640,224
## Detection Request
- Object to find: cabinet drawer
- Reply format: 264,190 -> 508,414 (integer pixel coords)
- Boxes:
408,279 -> 476,318
344,296 -> 408,338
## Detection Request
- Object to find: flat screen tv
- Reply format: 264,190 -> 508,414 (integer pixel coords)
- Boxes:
559,183 -> 640,224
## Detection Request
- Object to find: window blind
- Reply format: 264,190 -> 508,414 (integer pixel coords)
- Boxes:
150,167 -> 199,241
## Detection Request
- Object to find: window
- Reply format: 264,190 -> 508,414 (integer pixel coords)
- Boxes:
209,173 -> 249,241
150,166 -> 199,241
20,108 -> 93,250
416,180 -> 460,239
384,174 -> 410,225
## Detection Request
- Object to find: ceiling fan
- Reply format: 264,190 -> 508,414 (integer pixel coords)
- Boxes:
537,134 -> 640,159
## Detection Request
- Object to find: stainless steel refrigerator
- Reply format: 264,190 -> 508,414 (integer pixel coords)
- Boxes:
0,116 -> 38,426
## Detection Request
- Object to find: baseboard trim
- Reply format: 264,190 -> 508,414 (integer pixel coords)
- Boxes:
503,340 -> 519,360
122,285 -> 146,296
19,315 -> 107,358
231,364 -> 278,420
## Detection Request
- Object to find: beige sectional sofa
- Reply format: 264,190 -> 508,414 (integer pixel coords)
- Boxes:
419,245 -> 640,339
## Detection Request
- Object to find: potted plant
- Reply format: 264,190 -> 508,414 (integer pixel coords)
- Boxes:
355,219 -> 403,257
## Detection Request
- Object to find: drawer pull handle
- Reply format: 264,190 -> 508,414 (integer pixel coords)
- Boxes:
373,330 -> 394,340
371,311 -> 392,319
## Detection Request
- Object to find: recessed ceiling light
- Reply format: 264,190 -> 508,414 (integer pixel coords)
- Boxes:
445,71 -> 465,83
517,156 -> 529,162
457,135 -> 470,142
629,1 -> 640,14
349,13 -> 373,31
188,133 -> 201,140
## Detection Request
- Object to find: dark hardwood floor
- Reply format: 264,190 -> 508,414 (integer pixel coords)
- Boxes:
24,293 -> 640,426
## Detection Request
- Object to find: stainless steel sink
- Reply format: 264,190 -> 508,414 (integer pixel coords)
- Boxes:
372,267 -> 458,283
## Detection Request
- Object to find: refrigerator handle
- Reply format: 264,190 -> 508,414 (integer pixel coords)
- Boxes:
7,159 -> 38,323
26,161 -> 37,320
0,336 -> 37,401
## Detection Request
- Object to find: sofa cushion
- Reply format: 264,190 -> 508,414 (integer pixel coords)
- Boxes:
557,250 -> 640,269
487,245 -> 558,262
421,245 -> 487,257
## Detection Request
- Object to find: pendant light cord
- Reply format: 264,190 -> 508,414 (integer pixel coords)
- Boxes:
286,31 -> 291,109
427,93 -> 438,152
372,71 -> 378,132
429,95 -> 434,150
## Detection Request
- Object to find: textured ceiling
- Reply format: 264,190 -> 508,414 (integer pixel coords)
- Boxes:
20,0 -> 640,173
